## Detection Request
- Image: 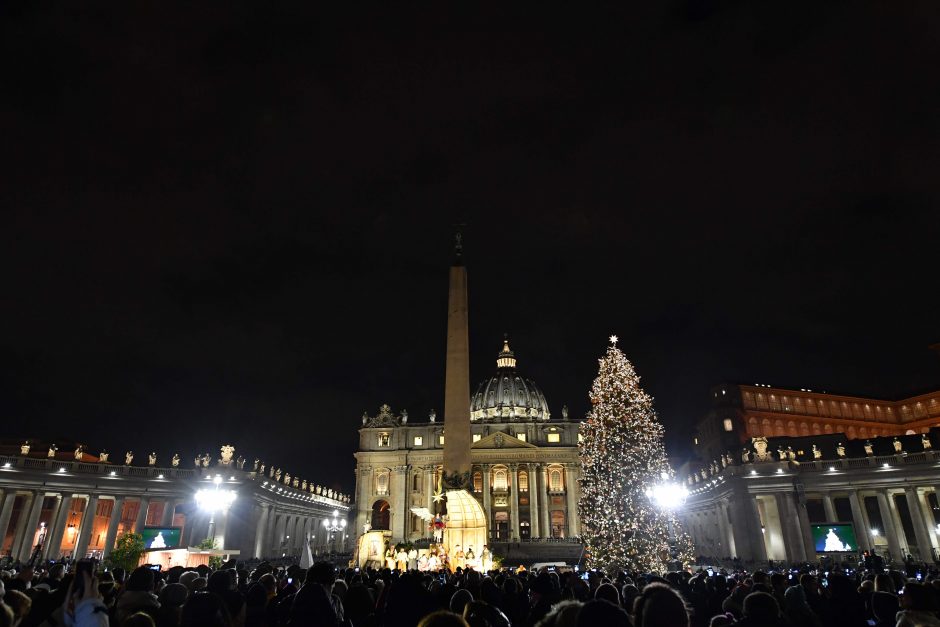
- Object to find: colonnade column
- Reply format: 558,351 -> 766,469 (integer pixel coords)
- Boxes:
848,492 -> 872,551
822,495 -> 837,523
161,499 -> 178,527
9,492 -> 36,561
564,464 -> 580,538
904,488 -> 933,561
17,492 -> 46,561
509,464 -> 520,541
728,488 -> 766,563
0,491 -> 17,554
774,494 -> 804,562
101,496 -> 126,560
46,495 -> 72,561
41,496 -> 64,560
920,490 -> 940,553
254,505 -> 270,559
539,466 -> 550,537
74,495 -> 99,559
135,497 -> 151,532
875,491 -> 903,561
528,463 -> 540,538
481,465 -> 491,540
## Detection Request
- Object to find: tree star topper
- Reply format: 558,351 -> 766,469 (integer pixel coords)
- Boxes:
609,334 -> 619,345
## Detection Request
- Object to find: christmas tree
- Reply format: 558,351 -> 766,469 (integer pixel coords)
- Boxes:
578,336 -> 694,573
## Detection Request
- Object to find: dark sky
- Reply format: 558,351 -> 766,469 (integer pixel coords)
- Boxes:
2,2 -> 938,494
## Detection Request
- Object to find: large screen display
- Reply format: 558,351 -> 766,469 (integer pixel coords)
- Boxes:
140,527 -> 182,551
811,523 -> 858,552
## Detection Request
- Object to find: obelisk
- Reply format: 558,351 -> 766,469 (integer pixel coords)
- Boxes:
442,233 -> 471,486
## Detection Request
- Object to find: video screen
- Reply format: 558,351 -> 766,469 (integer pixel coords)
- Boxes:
811,523 -> 858,552
140,527 -> 182,551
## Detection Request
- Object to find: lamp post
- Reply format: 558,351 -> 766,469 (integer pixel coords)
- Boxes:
646,478 -> 689,568
323,510 -> 347,554
196,475 -> 237,544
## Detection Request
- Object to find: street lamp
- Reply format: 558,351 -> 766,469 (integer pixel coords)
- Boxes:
646,479 -> 689,568
323,510 -> 347,553
645,481 -> 689,511
196,475 -> 237,542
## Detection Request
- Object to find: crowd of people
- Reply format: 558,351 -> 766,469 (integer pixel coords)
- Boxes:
2,558 -> 940,627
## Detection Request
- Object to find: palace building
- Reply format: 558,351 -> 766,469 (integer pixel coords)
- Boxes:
693,383 -> 940,464
683,380 -> 940,566
353,339 -> 582,545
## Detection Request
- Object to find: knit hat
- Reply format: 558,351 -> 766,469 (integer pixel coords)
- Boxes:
178,571 -> 199,590
160,583 -> 189,608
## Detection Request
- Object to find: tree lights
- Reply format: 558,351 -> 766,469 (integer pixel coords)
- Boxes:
577,338 -> 694,573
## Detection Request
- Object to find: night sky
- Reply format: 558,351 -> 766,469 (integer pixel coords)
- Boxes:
2,3 -> 938,495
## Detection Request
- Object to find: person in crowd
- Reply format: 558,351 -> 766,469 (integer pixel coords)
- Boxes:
632,582 -> 689,627
731,591 -> 783,627
896,582 -> 940,627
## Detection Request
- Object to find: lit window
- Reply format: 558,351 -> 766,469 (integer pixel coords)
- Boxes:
413,436 -> 423,446
547,433 -> 561,443
577,433 -> 583,443
550,469 -> 563,491
493,469 -> 508,490
375,472 -> 389,495
472,434 -> 482,443
723,419 -> 733,432
378,433 -> 390,447
438,435 -> 445,445
693,437 -> 699,445
473,472 -> 482,492
516,433 -> 527,442
519,471 -> 528,492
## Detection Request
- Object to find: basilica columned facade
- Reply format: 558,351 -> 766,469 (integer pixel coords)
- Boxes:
353,340 -> 582,544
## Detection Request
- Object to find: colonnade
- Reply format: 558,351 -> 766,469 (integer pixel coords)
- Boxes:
253,504 -> 347,559
0,488 -> 182,561
685,483 -> 940,565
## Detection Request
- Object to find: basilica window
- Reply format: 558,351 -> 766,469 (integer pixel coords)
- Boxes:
472,434 -> 482,443
375,471 -> 389,496
549,469 -> 563,491
378,433 -> 390,447
519,471 -> 528,492
723,418 -> 733,432
438,435 -> 445,445
493,469 -> 508,491
547,432 -> 561,443
473,471 -> 482,493
516,432 -> 526,442
413,435 -> 423,446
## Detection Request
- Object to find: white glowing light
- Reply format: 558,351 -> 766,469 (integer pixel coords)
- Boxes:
645,482 -> 689,510
196,486 -> 237,513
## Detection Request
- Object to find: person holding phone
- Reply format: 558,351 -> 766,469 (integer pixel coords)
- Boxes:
64,570 -> 109,627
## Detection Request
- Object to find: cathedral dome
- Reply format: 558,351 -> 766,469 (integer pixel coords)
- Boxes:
470,338 -> 551,421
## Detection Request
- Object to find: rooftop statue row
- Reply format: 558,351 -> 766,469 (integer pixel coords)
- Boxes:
252,458 -> 350,503
687,431 -> 936,485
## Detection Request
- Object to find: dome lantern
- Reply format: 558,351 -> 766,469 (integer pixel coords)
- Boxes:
496,335 -> 516,370
471,337 -> 550,422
